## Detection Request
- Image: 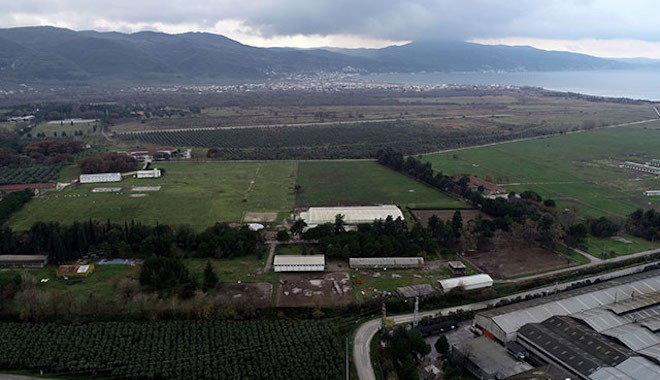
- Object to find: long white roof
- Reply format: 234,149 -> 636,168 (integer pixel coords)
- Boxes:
438,274 -> 493,289
273,255 -> 325,266
299,205 -> 404,225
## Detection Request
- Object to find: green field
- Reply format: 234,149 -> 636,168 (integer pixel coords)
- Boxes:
422,125 -> 660,217
296,161 -> 467,209
9,161 -> 297,231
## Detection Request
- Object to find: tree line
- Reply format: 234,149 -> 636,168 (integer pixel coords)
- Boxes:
0,220 -> 264,264
79,152 -> 137,174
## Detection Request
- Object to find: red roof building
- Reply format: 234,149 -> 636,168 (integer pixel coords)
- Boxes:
467,176 -> 506,195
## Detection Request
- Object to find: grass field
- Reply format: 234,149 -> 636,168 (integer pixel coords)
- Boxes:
9,161 -> 297,231
584,234 -> 659,257
422,125 -> 660,217
296,161 -> 467,209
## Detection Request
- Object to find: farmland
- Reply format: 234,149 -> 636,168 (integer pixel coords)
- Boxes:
0,164 -> 61,185
111,88 -> 657,160
422,125 -> 660,218
9,161 -> 297,231
0,320 -> 343,380
296,161 -> 467,209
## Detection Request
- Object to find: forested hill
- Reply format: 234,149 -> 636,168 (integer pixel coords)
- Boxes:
0,26 -> 629,85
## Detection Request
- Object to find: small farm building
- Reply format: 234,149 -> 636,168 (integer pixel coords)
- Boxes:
448,261 -> 467,275
56,264 -> 95,278
273,255 -> 325,272
137,168 -> 162,179
79,173 -> 122,184
437,274 -> 493,292
299,205 -> 404,226
644,190 -> 660,196
0,255 -> 48,268
467,176 -> 506,195
349,257 -> 424,269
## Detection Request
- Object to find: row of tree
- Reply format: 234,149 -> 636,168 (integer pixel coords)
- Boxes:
0,220 -> 264,264
79,152 -> 137,174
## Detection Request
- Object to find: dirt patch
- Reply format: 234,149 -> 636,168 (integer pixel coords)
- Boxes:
412,209 -> 488,227
243,212 -> 278,222
276,272 -> 352,308
465,246 -> 573,279
214,282 -> 272,308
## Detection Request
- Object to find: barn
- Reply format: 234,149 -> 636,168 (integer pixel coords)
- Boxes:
437,274 -> 493,292
0,255 -> 48,268
299,205 -> 404,227
79,173 -> 122,184
273,255 -> 325,272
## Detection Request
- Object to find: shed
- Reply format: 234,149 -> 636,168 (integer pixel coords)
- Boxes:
438,274 -> 493,292
137,168 -> 162,179
349,257 -> 424,269
448,261 -> 467,275
273,255 -> 325,272
0,255 -> 48,268
56,264 -> 95,278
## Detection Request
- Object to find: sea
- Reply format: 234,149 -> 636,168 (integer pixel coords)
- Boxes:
365,69 -> 660,101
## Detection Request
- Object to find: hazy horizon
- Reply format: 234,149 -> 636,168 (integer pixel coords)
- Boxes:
2,1 -> 660,58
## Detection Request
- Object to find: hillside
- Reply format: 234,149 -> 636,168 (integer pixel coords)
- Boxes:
0,27 -> 630,85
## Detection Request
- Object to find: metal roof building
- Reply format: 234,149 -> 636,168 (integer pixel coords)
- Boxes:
79,172 -> 122,184
349,257 -> 424,269
273,255 -> 325,272
437,274 -> 493,292
299,205 -> 404,226
0,255 -> 48,268
589,356 -> 660,380
475,269 -> 660,343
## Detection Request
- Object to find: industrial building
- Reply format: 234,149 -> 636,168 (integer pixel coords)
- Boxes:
136,168 -> 162,179
0,255 -> 48,268
298,205 -> 404,227
437,273 -> 493,292
273,255 -> 325,272
475,269 -> 660,343
468,269 -> 660,380
79,172 -> 122,184
349,257 -> 424,269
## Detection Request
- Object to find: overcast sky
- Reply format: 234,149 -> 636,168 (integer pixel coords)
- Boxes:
2,0 -> 660,58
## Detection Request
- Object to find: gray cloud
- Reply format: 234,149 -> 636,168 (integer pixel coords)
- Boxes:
1,0 -> 659,42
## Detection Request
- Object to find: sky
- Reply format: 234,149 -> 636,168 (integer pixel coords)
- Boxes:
2,0 -> 660,58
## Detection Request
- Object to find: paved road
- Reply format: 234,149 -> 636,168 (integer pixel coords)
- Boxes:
353,259 -> 660,380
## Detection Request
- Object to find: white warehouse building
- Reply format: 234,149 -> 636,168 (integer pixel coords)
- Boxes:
299,205 -> 404,227
79,173 -> 122,184
137,168 -> 162,179
437,274 -> 493,293
273,255 -> 325,272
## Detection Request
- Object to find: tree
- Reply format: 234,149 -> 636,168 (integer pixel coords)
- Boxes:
334,214 -> 346,234
276,230 -> 290,242
451,210 -> 463,240
290,219 -> 307,237
434,335 -> 449,356
202,261 -> 219,292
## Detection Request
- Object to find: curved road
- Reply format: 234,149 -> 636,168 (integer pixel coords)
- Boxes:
353,255 -> 660,380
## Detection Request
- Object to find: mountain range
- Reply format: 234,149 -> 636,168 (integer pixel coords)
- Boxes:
0,26 -> 635,86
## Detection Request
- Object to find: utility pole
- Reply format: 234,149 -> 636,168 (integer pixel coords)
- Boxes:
413,296 -> 420,328
345,337 -> 349,380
